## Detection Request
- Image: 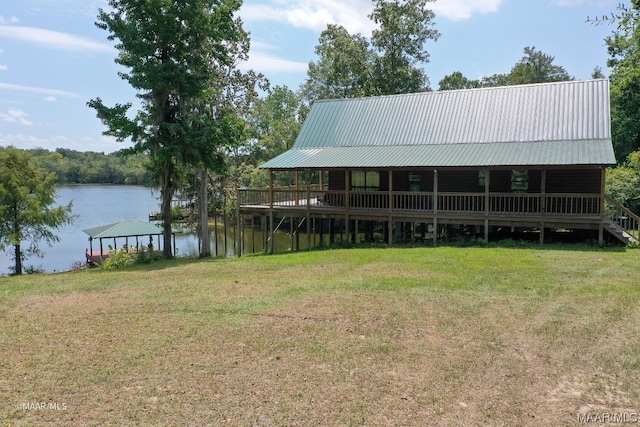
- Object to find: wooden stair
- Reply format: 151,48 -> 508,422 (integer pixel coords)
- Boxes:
605,196 -> 640,245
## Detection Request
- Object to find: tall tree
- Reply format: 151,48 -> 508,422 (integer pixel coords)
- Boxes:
302,25 -> 374,101
438,71 -> 480,91
0,147 -> 73,275
88,0 -> 245,258
369,0 -> 440,95
508,46 -> 573,85
604,0 -> 640,161
302,0 -> 439,101
250,85 -> 305,162
438,46 -> 573,91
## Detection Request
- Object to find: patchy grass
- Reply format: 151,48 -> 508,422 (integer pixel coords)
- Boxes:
1,245 -> 639,426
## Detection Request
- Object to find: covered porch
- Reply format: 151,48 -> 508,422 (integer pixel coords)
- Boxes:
238,165 -> 618,249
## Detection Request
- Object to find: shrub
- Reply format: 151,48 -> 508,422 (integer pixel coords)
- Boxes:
100,249 -> 135,270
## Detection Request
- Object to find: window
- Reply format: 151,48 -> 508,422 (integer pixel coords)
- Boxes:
511,170 -> 529,192
351,171 -> 380,190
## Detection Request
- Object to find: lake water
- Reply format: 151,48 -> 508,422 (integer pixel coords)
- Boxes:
0,185 -> 246,275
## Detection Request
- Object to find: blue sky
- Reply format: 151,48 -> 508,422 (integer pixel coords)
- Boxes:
0,0 -> 626,153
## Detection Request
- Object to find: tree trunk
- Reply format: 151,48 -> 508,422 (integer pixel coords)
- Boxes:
14,243 -> 22,275
198,168 -> 211,258
160,165 -> 175,259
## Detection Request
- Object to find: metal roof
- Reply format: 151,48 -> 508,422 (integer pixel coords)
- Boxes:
261,79 -> 615,169
83,220 -> 163,239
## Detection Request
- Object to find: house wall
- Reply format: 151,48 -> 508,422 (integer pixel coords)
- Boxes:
327,168 -> 601,193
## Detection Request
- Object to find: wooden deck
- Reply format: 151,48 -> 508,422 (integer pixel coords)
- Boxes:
238,188 -> 603,227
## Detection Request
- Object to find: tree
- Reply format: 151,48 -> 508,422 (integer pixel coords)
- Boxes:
250,85 -> 305,162
89,0 -> 246,258
0,147 -> 73,275
301,25 -> 374,101
508,46 -> 573,85
438,46 -> 573,91
438,71 -> 480,91
302,0 -> 440,101
603,0 -> 640,162
369,0 -> 440,95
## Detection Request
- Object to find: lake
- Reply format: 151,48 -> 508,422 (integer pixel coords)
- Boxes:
0,185 -> 251,275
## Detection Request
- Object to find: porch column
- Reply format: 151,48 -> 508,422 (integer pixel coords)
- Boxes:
540,170 -> 546,245
306,169 -> 311,250
269,170 -> 275,254
484,169 -> 490,242
295,170 -> 300,206
345,170 -> 350,241
388,169 -> 394,245
433,169 -> 438,245
598,166 -> 606,247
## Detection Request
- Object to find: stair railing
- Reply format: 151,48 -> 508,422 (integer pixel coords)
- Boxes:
605,195 -> 640,242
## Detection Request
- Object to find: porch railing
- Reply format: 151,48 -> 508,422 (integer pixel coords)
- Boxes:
239,188 -> 602,216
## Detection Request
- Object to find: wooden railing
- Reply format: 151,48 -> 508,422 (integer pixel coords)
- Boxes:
239,188 -> 603,216
606,196 -> 640,240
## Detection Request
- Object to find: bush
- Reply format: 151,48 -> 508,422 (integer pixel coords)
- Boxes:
100,249 -> 135,270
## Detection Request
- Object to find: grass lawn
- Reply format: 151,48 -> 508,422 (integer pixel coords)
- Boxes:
1,245 -> 639,426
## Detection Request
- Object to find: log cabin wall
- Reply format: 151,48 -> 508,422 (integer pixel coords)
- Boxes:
546,169 -> 601,193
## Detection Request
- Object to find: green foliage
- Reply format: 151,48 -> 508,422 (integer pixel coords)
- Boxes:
249,85 -> 305,163
603,1 -> 640,161
0,147 -> 74,275
438,71 -> 481,91
25,147 -> 151,186
99,249 -> 135,270
302,0 -> 440,101
89,0 -> 252,259
439,46 -> 573,91
369,0 -> 440,95
606,151 -> 640,215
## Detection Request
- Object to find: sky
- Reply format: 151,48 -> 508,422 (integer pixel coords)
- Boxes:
0,0 -> 627,154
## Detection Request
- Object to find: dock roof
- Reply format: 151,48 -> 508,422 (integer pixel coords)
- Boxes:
83,220 -> 162,239
261,79 -> 615,169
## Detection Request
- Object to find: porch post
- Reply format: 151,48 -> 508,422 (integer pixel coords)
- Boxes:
295,170 -> 300,206
269,170 -> 275,254
306,169 -> 311,250
540,169 -> 546,245
345,170 -> 350,241
484,169 -> 490,242
433,169 -> 438,245
388,169 -> 394,245
598,166 -> 606,247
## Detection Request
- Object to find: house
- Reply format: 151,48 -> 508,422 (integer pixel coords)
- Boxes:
238,79 -> 639,251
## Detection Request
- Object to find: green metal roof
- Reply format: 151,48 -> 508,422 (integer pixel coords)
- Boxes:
261,79 -> 615,169
83,220 -> 163,239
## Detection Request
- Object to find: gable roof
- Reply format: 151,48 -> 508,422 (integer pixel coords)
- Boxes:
83,220 -> 162,239
261,79 -> 615,169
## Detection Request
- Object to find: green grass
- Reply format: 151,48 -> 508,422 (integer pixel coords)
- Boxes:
1,245 -> 639,426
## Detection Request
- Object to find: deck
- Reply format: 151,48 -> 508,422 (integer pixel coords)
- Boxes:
238,188 -> 603,229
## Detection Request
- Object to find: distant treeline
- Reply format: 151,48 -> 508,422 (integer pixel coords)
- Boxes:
25,148 -> 151,186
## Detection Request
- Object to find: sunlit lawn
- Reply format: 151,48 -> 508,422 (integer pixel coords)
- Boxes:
1,245 -> 639,426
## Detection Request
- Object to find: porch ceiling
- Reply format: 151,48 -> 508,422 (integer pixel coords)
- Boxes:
260,139 -> 615,170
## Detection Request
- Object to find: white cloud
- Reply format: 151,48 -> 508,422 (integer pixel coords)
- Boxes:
242,0 -> 375,35
0,133 -> 47,149
553,0 -> 616,6
0,25 -> 112,52
0,65 -> 7,71
0,82 -> 81,98
432,0 -> 503,20
242,0 -> 503,35
1,108 -> 33,126
0,16 -> 20,25
240,50 -> 308,73
44,96 -> 58,102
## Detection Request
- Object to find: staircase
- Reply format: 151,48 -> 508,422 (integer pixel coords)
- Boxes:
605,196 -> 640,245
